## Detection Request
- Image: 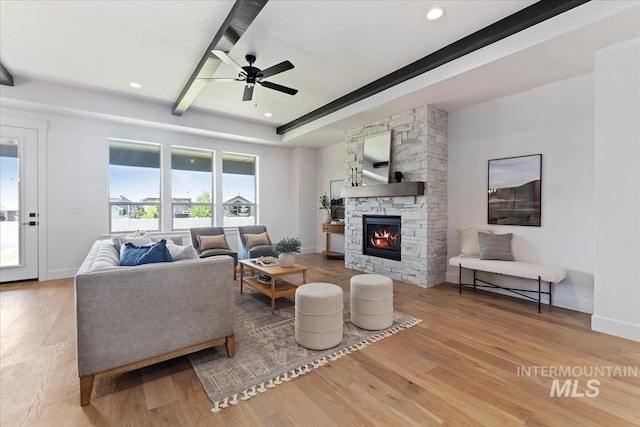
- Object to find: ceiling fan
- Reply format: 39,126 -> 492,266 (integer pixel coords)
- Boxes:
200,50 -> 298,101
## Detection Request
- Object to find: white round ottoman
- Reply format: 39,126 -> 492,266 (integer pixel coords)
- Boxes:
295,283 -> 343,350
350,274 -> 394,330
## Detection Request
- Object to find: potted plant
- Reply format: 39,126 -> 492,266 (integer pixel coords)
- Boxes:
319,193 -> 332,223
273,237 -> 302,268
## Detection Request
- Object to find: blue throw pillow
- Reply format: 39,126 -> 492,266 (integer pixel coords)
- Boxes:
120,239 -> 172,266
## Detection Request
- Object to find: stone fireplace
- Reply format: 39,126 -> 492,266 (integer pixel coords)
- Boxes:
362,215 -> 401,261
343,105 -> 448,288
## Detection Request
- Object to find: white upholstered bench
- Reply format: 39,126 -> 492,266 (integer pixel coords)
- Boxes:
449,256 -> 566,312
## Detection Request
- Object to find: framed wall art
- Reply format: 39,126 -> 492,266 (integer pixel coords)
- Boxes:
488,154 -> 542,226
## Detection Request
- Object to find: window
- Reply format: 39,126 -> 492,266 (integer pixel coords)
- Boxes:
222,153 -> 256,227
171,147 -> 213,230
108,142 -> 257,232
0,140 -> 19,266
109,140 -> 161,232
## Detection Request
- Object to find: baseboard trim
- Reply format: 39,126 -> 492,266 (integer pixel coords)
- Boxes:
46,268 -> 77,280
445,271 -> 593,314
445,271 -> 458,284
591,315 -> 640,343
551,295 -> 594,314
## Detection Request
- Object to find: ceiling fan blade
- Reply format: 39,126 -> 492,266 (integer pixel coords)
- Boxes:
259,80 -> 298,96
211,50 -> 246,76
242,85 -> 254,101
195,77 -> 244,82
258,61 -> 294,79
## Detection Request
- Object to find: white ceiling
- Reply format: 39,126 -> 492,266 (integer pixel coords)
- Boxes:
1,1 -> 639,148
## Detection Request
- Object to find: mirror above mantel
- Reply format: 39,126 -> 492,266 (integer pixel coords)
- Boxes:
362,131 -> 391,185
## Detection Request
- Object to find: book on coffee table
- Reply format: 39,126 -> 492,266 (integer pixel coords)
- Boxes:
255,257 -> 279,267
257,274 -> 282,285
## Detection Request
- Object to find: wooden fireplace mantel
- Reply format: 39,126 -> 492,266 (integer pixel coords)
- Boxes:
340,182 -> 425,198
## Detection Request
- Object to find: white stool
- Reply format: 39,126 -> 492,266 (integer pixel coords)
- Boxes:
350,274 -> 393,330
295,283 -> 343,350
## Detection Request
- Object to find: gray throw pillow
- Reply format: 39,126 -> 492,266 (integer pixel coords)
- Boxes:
167,243 -> 199,261
478,232 -> 515,261
112,233 -> 153,252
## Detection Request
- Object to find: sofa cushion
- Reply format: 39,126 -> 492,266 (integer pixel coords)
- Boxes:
120,240 -> 172,266
478,232 -> 515,261
77,240 -> 121,274
244,232 -> 270,249
197,234 -> 229,251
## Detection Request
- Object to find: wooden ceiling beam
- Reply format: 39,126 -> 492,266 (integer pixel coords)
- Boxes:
0,61 -> 14,86
172,0 -> 267,116
277,0 -> 590,134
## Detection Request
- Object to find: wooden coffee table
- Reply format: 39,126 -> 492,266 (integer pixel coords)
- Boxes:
238,259 -> 309,313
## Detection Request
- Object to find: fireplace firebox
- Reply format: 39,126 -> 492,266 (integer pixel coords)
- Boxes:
362,215 -> 401,261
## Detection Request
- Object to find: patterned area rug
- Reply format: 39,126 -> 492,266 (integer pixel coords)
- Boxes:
188,286 -> 421,412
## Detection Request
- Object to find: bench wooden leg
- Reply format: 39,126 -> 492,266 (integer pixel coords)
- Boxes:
80,375 -> 95,406
458,264 -> 462,294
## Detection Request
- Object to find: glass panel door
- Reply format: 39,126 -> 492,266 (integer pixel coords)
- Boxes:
0,126 -> 38,282
0,139 -> 20,267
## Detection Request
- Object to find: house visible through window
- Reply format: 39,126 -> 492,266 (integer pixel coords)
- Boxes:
109,140 -> 161,232
171,147 -> 213,230
222,153 -> 256,227
108,141 -> 257,232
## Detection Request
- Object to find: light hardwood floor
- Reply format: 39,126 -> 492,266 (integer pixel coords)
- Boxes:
1,254 -> 639,426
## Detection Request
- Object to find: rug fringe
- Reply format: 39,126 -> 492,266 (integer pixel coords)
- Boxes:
210,317 -> 422,413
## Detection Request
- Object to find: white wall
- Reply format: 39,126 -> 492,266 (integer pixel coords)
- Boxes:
0,105 -> 295,279
592,37 -> 640,342
316,142 -> 346,253
447,73 -> 595,313
291,147 -> 318,254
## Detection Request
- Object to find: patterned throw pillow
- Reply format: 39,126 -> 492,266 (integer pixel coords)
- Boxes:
244,232 -> 270,249
478,232 -> 515,261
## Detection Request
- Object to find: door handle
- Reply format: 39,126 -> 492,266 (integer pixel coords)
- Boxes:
21,213 -> 38,226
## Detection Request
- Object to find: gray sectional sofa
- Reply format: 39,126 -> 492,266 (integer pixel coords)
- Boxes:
75,236 -> 235,405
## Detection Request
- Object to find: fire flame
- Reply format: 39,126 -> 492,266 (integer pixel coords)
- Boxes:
370,229 -> 399,248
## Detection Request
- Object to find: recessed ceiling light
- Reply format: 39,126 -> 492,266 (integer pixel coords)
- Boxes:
427,7 -> 444,20
264,112 -> 272,117
129,82 -> 142,89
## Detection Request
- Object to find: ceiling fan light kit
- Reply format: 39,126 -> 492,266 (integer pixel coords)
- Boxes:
200,50 -> 298,102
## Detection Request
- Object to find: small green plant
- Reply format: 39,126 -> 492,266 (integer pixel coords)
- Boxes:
274,237 -> 302,254
319,193 -> 331,213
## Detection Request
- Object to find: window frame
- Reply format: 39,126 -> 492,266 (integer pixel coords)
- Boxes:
170,146 -> 215,231
221,152 -> 258,228
108,141 -> 260,233
108,140 -> 162,233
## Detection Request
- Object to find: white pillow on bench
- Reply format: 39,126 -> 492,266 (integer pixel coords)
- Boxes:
457,227 -> 492,257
